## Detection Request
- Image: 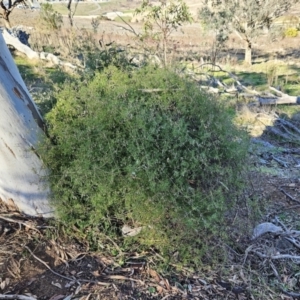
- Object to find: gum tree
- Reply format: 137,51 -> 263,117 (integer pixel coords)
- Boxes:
0,0 -> 32,28
0,32 -> 52,217
136,0 -> 192,66
199,0 -> 300,65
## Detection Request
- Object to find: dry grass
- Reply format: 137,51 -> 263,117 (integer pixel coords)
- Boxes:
52,2 -> 101,16
235,105 -> 277,137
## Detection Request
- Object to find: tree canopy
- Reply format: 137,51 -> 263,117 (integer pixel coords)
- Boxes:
199,0 -> 300,64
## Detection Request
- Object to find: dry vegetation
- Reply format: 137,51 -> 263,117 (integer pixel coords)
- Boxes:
1,1 -> 300,299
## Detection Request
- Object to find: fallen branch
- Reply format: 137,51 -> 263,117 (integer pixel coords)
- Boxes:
24,245 -> 76,282
277,118 -> 300,135
271,155 -> 288,168
0,215 -> 39,232
190,65 -> 300,106
24,245 -> 111,286
2,29 -> 78,70
279,188 -> 300,205
285,237 -> 300,250
266,126 -> 295,141
252,250 -> 300,260
280,288 -> 300,298
258,87 -> 300,105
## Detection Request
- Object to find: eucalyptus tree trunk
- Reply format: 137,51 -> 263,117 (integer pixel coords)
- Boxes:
1,10 -> 11,28
245,40 -> 252,65
0,32 -> 52,217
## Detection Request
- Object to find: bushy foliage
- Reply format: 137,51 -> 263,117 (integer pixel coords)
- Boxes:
41,66 -> 248,263
40,3 -> 63,30
69,29 -> 138,73
199,0 -> 299,64
284,27 -> 298,37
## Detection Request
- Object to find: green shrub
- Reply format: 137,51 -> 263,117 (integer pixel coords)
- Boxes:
41,66 -> 248,264
284,27 -> 298,37
40,3 -> 63,30
71,29 -> 138,73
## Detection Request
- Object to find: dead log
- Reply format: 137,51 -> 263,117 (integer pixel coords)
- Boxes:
2,28 -> 78,70
257,87 -> 300,105
191,64 -> 300,106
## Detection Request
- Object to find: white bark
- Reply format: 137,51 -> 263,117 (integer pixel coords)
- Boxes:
0,32 -> 53,217
2,29 -> 39,60
257,87 -> 300,105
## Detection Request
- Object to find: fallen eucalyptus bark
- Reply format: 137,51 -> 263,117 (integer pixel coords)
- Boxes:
193,63 -> 300,105
2,28 -> 77,69
257,87 -> 300,105
265,118 -> 300,144
252,222 -> 283,239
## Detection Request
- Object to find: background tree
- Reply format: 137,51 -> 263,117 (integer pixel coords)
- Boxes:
0,31 -> 52,217
136,0 -> 192,66
66,0 -> 79,27
199,0 -> 300,65
40,3 -> 63,30
0,0 -> 31,28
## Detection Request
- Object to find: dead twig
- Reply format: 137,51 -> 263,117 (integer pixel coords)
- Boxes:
253,250 -> 300,261
279,188 -> 300,205
280,288 -> 300,298
0,216 -> 39,232
281,204 -> 300,210
105,275 -> 144,284
271,155 -> 288,168
270,261 -> 280,281
24,245 -> 75,282
243,245 -> 255,266
114,14 -> 141,38
284,237 -> 300,250
274,216 -> 288,232
24,245 -> 111,286
0,294 -> 37,300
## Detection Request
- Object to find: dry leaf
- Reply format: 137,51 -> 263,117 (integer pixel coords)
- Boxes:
75,285 -> 82,295
148,268 -> 160,283
91,270 -> 100,277
0,280 -> 6,290
7,258 -> 21,278
49,295 -> 65,300
164,279 -> 170,290
27,278 -> 37,286
121,225 -> 143,237
65,281 -> 76,288
106,275 -> 141,283
51,282 -> 62,289
156,285 -> 164,294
